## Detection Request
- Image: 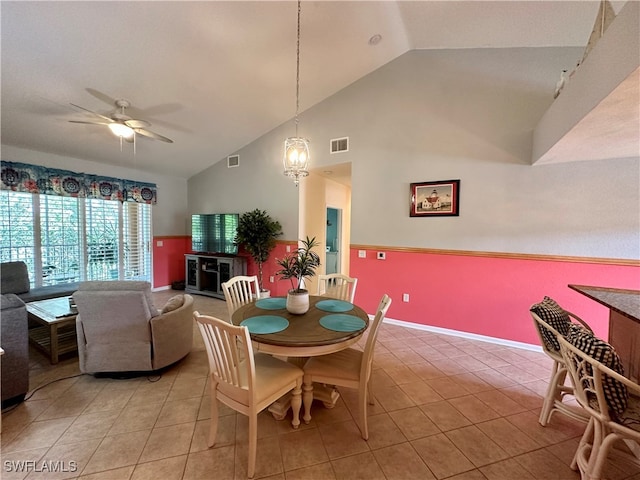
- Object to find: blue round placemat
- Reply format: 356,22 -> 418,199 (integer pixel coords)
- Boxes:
319,314 -> 366,332
315,299 -> 354,313
241,315 -> 289,334
255,297 -> 286,310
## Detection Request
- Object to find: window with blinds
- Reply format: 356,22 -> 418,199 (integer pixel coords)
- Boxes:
85,198 -> 121,281
123,200 -> 152,281
40,195 -> 82,285
0,190 -> 152,285
0,191 -> 36,277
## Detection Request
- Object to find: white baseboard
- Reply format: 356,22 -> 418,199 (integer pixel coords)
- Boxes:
380,316 -> 542,353
151,285 -> 171,292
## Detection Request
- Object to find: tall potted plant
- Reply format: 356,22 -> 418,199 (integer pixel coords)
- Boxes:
234,209 -> 283,297
275,236 -> 321,314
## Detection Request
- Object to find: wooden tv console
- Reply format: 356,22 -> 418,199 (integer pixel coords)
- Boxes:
185,254 -> 247,299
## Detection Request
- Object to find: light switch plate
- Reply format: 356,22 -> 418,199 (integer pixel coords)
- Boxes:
358,250 -> 366,258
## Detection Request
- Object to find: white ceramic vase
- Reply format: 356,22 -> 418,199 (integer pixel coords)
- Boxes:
286,290 -> 309,314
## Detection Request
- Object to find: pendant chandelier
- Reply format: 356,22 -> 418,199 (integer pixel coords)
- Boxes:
283,0 -> 310,187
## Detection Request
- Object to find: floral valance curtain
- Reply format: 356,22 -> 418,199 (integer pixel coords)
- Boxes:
0,161 -> 157,204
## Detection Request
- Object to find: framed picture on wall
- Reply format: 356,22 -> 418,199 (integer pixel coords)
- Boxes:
410,179 -> 460,217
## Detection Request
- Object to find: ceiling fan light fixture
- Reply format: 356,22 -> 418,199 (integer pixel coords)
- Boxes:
70,99 -> 172,152
108,122 -> 134,139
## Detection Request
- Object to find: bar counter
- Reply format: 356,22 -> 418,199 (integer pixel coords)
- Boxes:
569,284 -> 640,383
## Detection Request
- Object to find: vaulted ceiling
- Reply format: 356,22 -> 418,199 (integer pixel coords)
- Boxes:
1,1 -> 629,179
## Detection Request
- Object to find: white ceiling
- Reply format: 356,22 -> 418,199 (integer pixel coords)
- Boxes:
0,1 -> 626,179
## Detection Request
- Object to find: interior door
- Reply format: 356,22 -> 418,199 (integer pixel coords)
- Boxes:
326,207 -> 340,274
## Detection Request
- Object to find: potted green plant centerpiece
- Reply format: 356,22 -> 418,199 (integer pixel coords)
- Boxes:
234,209 -> 283,298
275,236 -> 321,314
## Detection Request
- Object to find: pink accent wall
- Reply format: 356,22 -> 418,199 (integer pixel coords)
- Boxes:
244,243 -> 298,297
152,236 -> 191,289
350,248 -> 639,346
153,238 -> 295,295
153,239 -> 639,346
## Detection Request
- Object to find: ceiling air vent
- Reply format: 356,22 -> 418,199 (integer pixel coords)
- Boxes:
330,137 -> 349,154
227,155 -> 239,168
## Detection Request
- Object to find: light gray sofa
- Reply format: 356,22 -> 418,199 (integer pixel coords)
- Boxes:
0,259 -> 74,408
0,261 -> 79,303
1,293 -> 29,408
73,281 -> 194,374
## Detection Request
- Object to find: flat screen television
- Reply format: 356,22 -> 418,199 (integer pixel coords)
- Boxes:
191,213 -> 239,255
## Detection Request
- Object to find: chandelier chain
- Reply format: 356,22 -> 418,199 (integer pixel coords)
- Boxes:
294,0 -> 301,136
282,0 -> 310,187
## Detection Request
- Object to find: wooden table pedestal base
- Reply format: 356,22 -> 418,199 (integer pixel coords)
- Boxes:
268,383 -> 339,421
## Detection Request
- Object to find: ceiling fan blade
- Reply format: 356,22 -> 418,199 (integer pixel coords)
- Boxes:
70,103 -> 113,122
85,88 -> 117,107
134,128 -> 173,143
69,120 -> 111,126
125,119 -> 150,128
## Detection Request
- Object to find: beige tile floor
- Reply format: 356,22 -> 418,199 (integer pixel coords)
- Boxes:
2,291 -> 639,480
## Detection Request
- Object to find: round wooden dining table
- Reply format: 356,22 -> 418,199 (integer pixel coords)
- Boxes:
231,295 -> 370,422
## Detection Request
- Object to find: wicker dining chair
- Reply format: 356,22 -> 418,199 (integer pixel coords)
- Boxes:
558,332 -> 640,480
530,296 -> 592,426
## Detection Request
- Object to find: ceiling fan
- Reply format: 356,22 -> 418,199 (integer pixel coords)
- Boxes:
69,99 -> 173,144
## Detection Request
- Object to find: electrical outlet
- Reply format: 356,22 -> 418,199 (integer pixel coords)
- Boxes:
403,293 -> 409,302
269,276 -> 274,283
377,252 -> 386,260
358,250 -> 366,258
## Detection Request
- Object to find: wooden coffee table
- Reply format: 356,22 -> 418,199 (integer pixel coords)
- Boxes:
26,297 -> 78,364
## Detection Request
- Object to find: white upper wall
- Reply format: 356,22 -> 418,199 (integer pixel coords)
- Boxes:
1,144 -> 188,236
187,123 -> 301,238
189,47 -> 639,260
322,49 -> 639,259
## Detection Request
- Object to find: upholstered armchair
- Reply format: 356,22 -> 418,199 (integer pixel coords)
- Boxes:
73,281 -> 194,374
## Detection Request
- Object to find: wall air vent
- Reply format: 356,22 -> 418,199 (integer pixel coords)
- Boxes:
330,137 -> 349,154
227,155 -> 239,168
